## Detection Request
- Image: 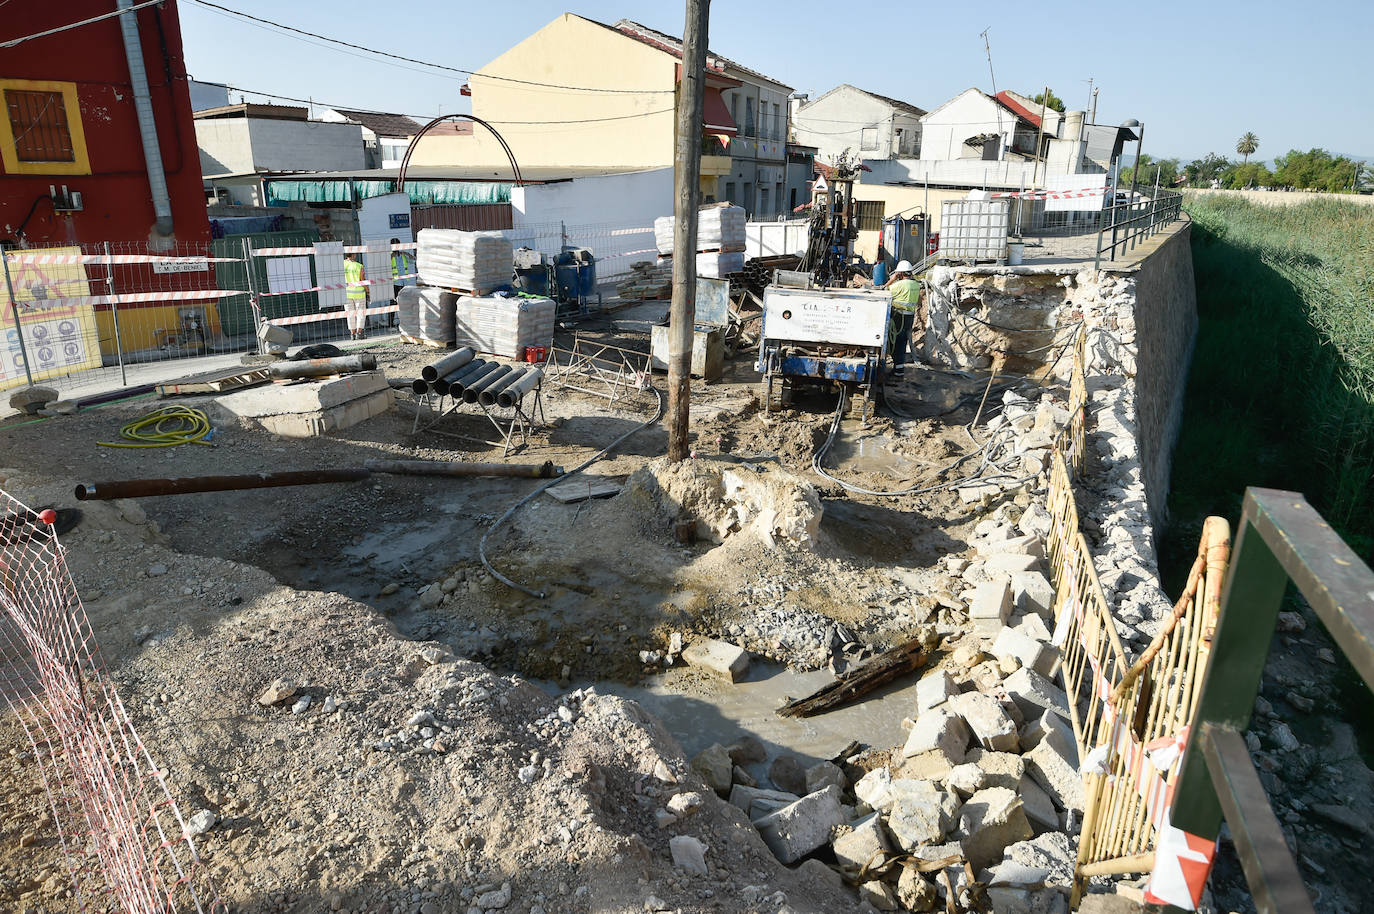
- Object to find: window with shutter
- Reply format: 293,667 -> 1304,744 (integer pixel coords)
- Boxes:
0,79 -> 89,175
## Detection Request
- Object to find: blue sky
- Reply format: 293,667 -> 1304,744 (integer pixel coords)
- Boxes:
179,0 -> 1373,164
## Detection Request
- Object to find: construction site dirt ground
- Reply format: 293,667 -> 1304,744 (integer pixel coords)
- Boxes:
0,325 -> 1056,913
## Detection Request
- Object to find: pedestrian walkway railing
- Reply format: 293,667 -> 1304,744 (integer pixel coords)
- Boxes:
1169,489 -> 1373,914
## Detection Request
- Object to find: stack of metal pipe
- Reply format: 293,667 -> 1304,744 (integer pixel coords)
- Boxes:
409,348 -> 542,408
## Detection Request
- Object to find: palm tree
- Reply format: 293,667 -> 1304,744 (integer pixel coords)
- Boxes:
1236,132 -> 1259,165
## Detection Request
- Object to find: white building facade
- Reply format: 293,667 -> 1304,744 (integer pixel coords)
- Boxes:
791,85 -> 926,166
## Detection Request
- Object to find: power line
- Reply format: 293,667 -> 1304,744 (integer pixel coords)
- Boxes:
0,0 -> 165,49
183,0 -> 673,96
194,79 -> 673,127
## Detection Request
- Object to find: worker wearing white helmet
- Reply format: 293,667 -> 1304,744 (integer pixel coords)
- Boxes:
881,259 -> 921,377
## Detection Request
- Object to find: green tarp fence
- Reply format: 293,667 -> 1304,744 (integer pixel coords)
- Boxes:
265,179 -> 511,207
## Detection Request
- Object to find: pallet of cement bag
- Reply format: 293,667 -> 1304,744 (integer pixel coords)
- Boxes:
417,228 -> 513,293
697,251 -> 745,278
453,295 -> 555,359
654,204 -> 746,255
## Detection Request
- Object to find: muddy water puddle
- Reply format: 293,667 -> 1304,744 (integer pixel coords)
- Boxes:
553,660 -> 921,769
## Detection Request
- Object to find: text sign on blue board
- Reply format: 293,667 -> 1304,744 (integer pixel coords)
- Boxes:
389,213 -> 410,229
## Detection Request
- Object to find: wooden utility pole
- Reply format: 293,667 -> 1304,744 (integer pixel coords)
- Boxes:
667,0 -> 709,462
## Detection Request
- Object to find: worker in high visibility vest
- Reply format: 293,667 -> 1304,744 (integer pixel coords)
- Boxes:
389,237 -> 414,329
882,260 -> 921,378
343,252 -> 368,340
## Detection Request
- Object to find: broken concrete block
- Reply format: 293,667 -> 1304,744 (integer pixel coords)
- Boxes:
832,812 -> 891,875
1018,773 -> 1060,833
755,785 -> 845,864
1001,669 -> 1068,723
897,865 -> 939,912
950,692 -> 1020,753
682,638 -> 750,682
1024,715 -> 1083,812
902,708 -> 970,763
969,582 -> 1013,630
946,749 -> 1025,797
986,553 -> 1042,575
957,786 -> 1033,870
916,670 -> 958,712
805,760 -> 845,796
727,784 -> 800,822
1021,708 -> 1073,753
953,641 -> 987,668
979,534 -> 1044,559
858,880 -> 899,911
992,626 -> 1057,678
1010,570 -> 1056,620
212,371 -> 393,437
690,743 -> 734,795
854,767 -> 895,813
669,834 -> 709,875
959,483 -> 1001,503
727,734 -> 766,765
769,755 -> 807,794
1016,612 -> 1053,644
1017,503 -> 1052,539
731,764 -> 757,788
886,779 -> 954,851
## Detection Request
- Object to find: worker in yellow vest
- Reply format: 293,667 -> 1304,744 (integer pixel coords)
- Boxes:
343,251 -> 368,340
389,237 -> 414,329
883,259 -> 920,377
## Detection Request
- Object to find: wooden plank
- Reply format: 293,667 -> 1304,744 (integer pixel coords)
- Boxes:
545,476 -> 623,504
777,637 -> 929,718
156,366 -> 271,396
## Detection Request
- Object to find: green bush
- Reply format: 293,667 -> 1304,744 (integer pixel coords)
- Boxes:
1161,195 -> 1374,583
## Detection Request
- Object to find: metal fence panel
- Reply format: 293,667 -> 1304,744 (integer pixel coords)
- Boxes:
939,200 -> 1010,261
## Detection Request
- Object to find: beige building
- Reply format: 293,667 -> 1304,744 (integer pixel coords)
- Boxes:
406,14 -> 794,219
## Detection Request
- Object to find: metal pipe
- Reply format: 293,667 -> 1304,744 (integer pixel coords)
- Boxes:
497,367 -> 543,408
462,364 -> 512,403
268,354 -> 377,380
75,384 -> 157,407
75,469 -> 372,501
104,242 -> 127,386
432,358 -> 489,397
420,347 -> 475,382
116,0 -> 174,236
364,459 -> 561,479
449,360 -> 501,399
478,367 -> 527,406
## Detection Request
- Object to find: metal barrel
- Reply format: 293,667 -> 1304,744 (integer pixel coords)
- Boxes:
450,361 -> 502,400
497,367 -> 544,408
268,355 -> 376,380
364,459 -> 561,479
75,468 -> 372,501
420,347 -> 475,383
432,358 -> 489,397
462,365 -> 512,404
478,367 -> 527,407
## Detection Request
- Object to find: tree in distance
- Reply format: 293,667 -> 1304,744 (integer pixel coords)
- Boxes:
1236,132 -> 1259,164
1030,88 -> 1065,113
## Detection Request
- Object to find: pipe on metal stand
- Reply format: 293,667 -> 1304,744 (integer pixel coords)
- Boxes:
478,367 -> 527,407
364,459 -> 561,479
497,368 -> 543,409
421,347 -> 476,383
432,358 -> 489,397
269,354 -> 377,380
76,469 -> 373,501
450,362 -> 502,400
462,365 -> 512,404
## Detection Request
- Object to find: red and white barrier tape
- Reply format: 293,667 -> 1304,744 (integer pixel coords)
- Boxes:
4,253 -> 239,265
255,274 -> 418,298
252,243 -> 417,256
266,303 -> 398,327
7,289 -> 248,310
988,186 -> 1107,199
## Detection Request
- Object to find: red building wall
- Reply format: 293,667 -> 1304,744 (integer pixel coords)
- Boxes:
0,0 -> 210,247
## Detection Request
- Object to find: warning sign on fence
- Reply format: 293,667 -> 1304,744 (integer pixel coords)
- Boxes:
1,247 -> 103,392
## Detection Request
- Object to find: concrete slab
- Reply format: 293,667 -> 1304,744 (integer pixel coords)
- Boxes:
210,371 -> 393,438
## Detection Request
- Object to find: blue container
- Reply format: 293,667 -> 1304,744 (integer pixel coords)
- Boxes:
872,261 -> 888,286
515,267 -> 549,298
555,248 -> 596,301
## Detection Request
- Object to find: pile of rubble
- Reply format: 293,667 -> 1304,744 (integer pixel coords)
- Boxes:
616,260 -> 673,301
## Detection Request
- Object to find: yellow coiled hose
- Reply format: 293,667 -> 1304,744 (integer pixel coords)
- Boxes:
97,405 -> 214,448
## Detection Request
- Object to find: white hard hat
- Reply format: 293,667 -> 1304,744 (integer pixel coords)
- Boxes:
894,260 -> 914,273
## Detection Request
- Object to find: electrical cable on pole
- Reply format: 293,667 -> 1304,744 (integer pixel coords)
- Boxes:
980,27 -> 1005,158
667,0 -> 709,463
0,0 -> 164,49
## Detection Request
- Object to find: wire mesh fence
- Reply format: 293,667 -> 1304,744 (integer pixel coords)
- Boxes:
0,492 -> 223,912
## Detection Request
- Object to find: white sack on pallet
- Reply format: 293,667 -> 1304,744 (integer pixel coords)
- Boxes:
453,295 -> 556,359
654,205 -> 746,255
417,228 -> 514,293
696,251 -> 745,278
397,286 -> 457,345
